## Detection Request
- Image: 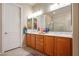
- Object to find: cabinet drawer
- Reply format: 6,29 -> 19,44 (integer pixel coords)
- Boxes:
36,42 -> 43,45
36,39 -> 43,42
27,34 -> 31,37
36,35 -> 44,39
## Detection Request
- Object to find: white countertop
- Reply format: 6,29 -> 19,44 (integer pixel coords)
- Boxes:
26,31 -> 72,38
44,32 -> 72,38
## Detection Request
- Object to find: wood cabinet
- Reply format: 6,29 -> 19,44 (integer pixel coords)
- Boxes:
54,37 -> 72,56
31,34 -> 36,48
26,33 -> 72,56
36,35 -> 44,52
44,36 -> 55,56
26,34 -> 36,48
26,34 -> 31,47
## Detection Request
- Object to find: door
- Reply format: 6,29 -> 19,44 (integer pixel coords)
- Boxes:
36,35 -> 44,52
3,4 -> 21,51
31,34 -> 36,48
26,34 -> 31,47
44,36 -> 55,56
55,37 -> 72,56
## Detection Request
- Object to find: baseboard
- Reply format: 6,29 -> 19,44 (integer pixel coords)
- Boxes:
4,47 -> 21,52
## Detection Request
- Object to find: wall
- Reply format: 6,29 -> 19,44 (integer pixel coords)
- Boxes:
0,3 -> 2,53
22,5 -> 33,27
72,4 -> 79,56
21,4 -> 33,47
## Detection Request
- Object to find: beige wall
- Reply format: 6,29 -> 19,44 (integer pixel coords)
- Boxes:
22,5 -> 33,27
0,3 -> 2,53
72,4 -> 79,56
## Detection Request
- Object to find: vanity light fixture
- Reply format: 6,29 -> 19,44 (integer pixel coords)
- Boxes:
49,3 -> 71,11
28,10 -> 43,19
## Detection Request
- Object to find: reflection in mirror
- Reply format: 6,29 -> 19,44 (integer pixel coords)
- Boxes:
27,18 -> 32,29
45,4 -> 72,32
33,18 -> 37,29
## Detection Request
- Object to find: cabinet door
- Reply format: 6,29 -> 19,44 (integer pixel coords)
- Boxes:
44,36 -> 55,56
36,35 -> 44,52
26,34 -> 31,47
55,37 -> 72,56
31,34 -> 36,48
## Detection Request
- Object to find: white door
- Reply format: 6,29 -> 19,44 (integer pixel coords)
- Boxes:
3,4 -> 21,51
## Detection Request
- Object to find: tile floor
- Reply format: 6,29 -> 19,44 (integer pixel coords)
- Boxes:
0,47 -> 45,56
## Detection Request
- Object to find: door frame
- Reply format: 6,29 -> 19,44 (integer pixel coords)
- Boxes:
2,3 -> 23,53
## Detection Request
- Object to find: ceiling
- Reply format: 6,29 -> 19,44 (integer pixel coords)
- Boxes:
18,3 -> 53,7
18,3 -> 37,7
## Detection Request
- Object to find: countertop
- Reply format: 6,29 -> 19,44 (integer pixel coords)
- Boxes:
26,31 -> 72,38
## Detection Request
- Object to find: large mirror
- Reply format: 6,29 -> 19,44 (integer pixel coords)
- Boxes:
27,4 -> 72,32
45,4 -> 72,32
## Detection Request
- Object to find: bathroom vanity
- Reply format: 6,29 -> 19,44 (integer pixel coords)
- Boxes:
25,32 -> 72,56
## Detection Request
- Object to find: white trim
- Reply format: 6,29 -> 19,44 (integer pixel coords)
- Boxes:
2,3 -> 4,53
11,3 -> 22,48
12,3 -> 24,48
20,5 -> 24,47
